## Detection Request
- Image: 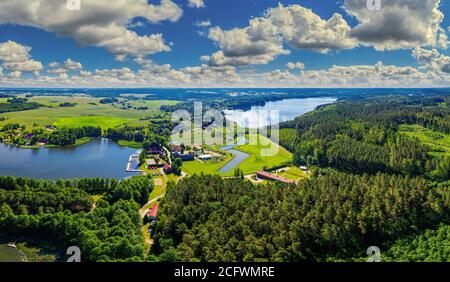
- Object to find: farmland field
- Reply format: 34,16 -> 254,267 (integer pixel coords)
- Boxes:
0,96 -> 178,128
54,116 -> 135,129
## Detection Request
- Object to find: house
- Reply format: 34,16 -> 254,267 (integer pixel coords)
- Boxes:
256,171 -> 296,184
170,144 -> 183,153
193,145 -> 202,151
147,159 -> 157,166
300,166 -> 308,171
147,147 -> 162,155
174,151 -> 195,161
146,203 -> 159,223
163,164 -> 173,174
44,125 -> 55,131
198,154 -> 212,161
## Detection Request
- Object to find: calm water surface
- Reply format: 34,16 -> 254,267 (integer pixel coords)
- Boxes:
218,137 -> 249,173
225,97 -> 337,128
0,139 -> 139,179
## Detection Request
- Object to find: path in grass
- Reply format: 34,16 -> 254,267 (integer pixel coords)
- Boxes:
140,173 -> 181,250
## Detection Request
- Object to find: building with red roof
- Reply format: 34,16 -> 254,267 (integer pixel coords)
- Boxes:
147,203 -> 159,219
163,163 -> 173,174
256,171 -> 296,184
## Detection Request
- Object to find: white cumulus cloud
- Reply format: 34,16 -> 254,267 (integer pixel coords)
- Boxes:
0,0 -> 183,60
188,0 -> 206,9
343,0 -> 447,50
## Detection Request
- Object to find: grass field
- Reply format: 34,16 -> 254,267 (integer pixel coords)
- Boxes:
0,96 -> 175,128
278,166 -> 308,181
117,140 -> 143,149
182,153 -> 235,175
231,134 -> 293,175
399,124 -> 450,157
182,134 -> 292,176
54,116 -> 135,129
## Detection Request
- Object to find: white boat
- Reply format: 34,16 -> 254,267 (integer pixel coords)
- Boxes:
7,241 -> 17,248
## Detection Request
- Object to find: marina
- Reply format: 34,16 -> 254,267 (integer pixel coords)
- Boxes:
126,149 -> 145,173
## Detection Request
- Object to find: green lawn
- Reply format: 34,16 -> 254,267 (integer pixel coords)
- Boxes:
0,96 -> 171,128
117,140 -> 143,149
399,124 -> 450,157
54,116 -> 135,129
278,166 -> 308,181
182,154 -> 234,175
182,134 -> 292,176
231,134 -> 292,175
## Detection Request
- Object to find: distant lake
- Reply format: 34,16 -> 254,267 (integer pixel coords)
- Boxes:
0,139 -> 139,179
224,97 -> 337,128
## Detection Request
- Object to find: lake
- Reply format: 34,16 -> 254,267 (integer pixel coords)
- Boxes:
0,139 -> 140,179
0,246 -> 26,262
224,97 -> 337,128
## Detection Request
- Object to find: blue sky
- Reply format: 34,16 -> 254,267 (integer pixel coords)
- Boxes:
0,0 -> 449,87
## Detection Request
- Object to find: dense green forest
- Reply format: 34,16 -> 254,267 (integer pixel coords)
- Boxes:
0,176 -> 153,262
151,174 -> 449,262
279,95 -> 450,181
105,116 -> 173,146
48,126 -> 102,145
151,95 -> 450,262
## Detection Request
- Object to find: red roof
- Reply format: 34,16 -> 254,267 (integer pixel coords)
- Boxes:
256,171 -> 296,184
147,203 -> 159,218
163,164 -> 171,170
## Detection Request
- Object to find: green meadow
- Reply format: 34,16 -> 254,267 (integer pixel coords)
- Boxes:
278,166 -> 308,181
182,153 -> 235,175
399,124 -> 450,157
0,96 -> 178,129
231,134 -> 293,175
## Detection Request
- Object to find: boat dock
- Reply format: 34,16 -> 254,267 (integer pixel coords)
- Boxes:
126,150 -> 145,173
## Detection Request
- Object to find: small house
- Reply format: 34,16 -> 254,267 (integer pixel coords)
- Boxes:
199,154 -> 212,161
146,203 -> 159,222
163,164 -> 173,174
170,144 -> 183,153
147,159 -> 157,166
147,147 -> 162,155
256,171 -> 296,185
174,151 -> 195,161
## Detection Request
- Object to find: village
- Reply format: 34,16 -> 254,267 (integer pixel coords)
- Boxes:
134,140 -> 310,244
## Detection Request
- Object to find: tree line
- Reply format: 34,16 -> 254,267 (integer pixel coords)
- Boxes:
152,173 -> 450,262
0,175 -> 153,262
279,95 -> 450,181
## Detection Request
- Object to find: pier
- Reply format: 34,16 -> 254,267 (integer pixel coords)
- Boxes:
126,150 -> 145,173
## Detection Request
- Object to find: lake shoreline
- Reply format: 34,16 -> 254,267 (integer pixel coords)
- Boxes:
0,138 -> 141,179
225,97 -> 337,129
